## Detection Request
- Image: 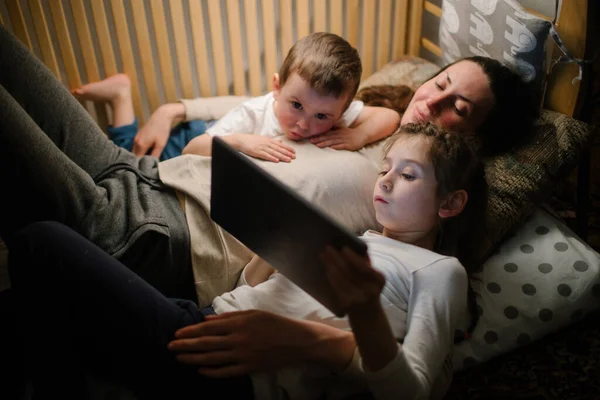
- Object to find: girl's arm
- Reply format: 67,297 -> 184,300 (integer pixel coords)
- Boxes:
322,247 -> 467,400
320,246 -> 398,371
242,254 -> 276,286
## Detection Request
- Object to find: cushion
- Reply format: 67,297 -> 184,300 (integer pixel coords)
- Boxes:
453,207 -> 600,371
440,0 -> 552,95
358,56 -> 440,92
478,110 -> 593,262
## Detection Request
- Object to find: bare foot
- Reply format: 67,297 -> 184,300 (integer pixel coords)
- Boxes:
72,73 -> 131,102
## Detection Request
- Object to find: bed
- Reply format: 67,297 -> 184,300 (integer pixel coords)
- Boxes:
0,1 -> 597,399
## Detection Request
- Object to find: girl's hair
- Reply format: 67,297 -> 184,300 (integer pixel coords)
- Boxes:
358,56 -> 540,156
383,122 -> 488,339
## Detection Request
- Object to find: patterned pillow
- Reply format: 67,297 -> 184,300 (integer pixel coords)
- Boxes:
453,208 -> 600,371
440,0 -> 552,95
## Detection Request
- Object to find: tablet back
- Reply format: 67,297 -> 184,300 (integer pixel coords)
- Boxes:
210,137 -> 368,316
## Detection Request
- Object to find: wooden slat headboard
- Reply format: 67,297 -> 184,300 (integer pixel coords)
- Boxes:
0,0 -> 410,124
0,0 -> 589,121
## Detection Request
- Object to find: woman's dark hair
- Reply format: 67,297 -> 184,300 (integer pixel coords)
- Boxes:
355,84 -> 414,115
384,122 -> 488,339
358,56 -> 540,157
439,56 -> 540,156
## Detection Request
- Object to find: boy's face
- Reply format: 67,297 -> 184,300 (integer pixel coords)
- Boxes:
273,72 -> 349,141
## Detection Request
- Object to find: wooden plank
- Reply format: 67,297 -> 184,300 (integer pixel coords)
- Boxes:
28,0 -> 60,78
376,0 -> 393,69
244,0 -> 262,95
279,0 -> 293,57
207,0 -> 229,95
49,1 -> 81,89
131,1 -> 160,112
345,0 -> 360,48
149,0 -> 177,102
226,0 -> 246,95
6,1 -> 32,49
109,0 -> 144,121
544,0 -> 588,117
421,37 -> 442,57
261,0 -> 278,90
86,0 -> 113,128
313,0 -> 326,32
0,9 -> 4,25
296,0 -> 310,40
329,0 -> 343,37
169,0 -> 195,99
392,0 -> 409,59
70,0 -> 100,82
189,0 -> 212,97
522,6 -> 553,21
360,0 -> 376,78
407,0 -> 424,56
90,0 -> 117,76
424,1 -> 441,18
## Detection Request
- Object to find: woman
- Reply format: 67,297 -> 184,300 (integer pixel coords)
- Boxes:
9,122 -> 487,399
349,55 -> 538,157
0,25 -> 535,302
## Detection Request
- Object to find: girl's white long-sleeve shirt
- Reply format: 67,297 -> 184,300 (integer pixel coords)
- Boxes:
213,230 -> 469,400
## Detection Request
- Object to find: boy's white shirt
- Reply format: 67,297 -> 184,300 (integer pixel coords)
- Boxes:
205,92 -> 364,138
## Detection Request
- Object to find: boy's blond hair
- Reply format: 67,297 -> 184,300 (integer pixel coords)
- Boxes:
279,32 -> 362,109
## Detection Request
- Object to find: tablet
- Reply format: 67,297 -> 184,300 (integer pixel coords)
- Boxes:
210,136 -> 368,316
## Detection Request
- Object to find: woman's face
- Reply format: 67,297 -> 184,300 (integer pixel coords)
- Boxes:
401,61 -> 495,133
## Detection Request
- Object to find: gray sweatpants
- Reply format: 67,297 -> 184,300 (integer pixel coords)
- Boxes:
0,26 -> 195,300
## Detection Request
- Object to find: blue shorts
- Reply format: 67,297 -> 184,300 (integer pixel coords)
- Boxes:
108,118 -> 216,161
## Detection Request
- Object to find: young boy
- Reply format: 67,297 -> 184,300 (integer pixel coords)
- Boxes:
183,32 -> 400,162
76,32 -> 400,162
73,74 -> 249,161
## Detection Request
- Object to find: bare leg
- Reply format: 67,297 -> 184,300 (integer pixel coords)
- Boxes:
72,73 -> 135,127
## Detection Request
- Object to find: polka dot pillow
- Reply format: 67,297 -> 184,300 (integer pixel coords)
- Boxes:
452,207 -> 600,371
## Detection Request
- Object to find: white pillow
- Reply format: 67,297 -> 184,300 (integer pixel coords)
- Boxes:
453,207 -> 600,371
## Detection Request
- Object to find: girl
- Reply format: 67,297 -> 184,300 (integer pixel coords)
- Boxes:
9,122 -> 487,400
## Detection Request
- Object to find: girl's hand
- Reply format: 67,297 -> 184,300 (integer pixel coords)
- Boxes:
309,127 -> 367,151
168,310 -> 324,377
320,246 -> 385,315
235,135 -> 296,163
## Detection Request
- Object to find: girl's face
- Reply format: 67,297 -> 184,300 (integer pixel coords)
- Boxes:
401,61 -> 495,133
373,135 -> 441,246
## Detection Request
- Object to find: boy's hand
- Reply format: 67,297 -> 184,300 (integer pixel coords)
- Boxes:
309,126 -> 367,151
320,246 -> 385,315
235,135 -> 296,163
